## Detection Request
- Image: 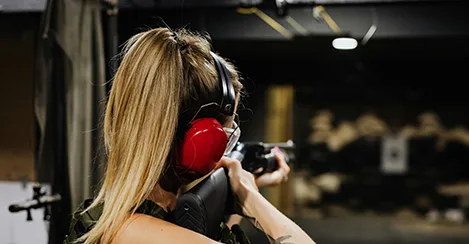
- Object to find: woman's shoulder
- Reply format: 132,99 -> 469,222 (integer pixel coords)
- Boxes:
122,201 -> 251,244
113,212 -> 221,244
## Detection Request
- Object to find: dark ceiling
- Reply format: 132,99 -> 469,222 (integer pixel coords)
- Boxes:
118,1 -> 469,38
117,0 -> 469,61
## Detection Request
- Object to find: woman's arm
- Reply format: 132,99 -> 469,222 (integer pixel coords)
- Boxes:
227,148 -> 291,229
243,191 -> 316,244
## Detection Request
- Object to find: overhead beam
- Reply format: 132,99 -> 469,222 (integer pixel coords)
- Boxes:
118,0 -> 262,9
1,0 -> 47,12
0,0 -> 262,12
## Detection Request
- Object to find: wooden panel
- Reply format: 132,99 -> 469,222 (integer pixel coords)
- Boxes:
263,85 -> 294,215
0,13 -> 38,181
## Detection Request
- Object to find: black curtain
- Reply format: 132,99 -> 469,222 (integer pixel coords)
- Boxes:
35,1 -> 72,243
35,1 -> 108,242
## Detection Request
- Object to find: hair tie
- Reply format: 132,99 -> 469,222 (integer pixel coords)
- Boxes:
172,31 -> 189,52
171,31 -> 179,42
179,43 -> 189,52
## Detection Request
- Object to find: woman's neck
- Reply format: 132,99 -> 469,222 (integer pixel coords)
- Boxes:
148,185 -> 177,212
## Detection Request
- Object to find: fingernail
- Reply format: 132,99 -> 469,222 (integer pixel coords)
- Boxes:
274,146 -> 280,152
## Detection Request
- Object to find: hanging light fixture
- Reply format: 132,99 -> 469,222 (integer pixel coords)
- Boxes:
312,5 -> 359,50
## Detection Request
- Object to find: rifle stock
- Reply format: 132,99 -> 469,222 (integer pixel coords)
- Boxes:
173,167 -> 233,240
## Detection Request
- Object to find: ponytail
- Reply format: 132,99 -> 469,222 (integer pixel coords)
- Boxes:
80,28 -> 183,244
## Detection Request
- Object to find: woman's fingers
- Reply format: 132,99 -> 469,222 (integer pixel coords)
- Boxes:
274,147 -> 290,175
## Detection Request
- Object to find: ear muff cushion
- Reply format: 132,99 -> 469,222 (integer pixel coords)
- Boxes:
180,118 -> 228,175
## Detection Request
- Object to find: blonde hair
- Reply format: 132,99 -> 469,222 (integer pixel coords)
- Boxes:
79,28 -> 243,244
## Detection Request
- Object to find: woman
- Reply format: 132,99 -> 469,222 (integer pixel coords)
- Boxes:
66,28 -> 316,244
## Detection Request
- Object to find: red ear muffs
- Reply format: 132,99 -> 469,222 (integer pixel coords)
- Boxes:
179,118 -> 227,176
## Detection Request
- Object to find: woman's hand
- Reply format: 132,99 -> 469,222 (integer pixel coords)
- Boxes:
219,157 -> 260,216
255,147 -> 291,188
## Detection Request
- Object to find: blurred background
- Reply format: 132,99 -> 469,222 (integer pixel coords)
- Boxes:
1,0 -> 469,243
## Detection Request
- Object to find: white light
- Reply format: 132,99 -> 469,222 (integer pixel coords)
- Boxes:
332,37 -> 358,50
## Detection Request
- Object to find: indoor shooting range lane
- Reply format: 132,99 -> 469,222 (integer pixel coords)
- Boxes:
3,1 -> 469,244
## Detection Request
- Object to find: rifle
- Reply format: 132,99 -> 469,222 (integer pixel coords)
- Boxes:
172,140 -> 295,241
8,183 -> 61,221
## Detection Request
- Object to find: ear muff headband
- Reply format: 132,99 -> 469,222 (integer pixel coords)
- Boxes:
210,51 -> 235,116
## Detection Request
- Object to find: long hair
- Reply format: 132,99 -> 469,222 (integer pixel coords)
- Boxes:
79,28 -> 243,244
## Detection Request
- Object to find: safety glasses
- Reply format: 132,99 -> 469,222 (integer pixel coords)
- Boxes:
223,121 -> 241,155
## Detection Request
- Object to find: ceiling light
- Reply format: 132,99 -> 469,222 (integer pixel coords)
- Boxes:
332,37 -> 358,50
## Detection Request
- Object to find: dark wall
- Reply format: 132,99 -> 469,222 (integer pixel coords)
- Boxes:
234,80 -> 267,142
0,13 -> 39,181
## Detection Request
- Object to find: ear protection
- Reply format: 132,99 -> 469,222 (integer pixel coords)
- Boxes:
177,52 -> 236,177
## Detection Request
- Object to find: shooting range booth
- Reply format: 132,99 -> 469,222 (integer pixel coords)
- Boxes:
1,0 -> 469,244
